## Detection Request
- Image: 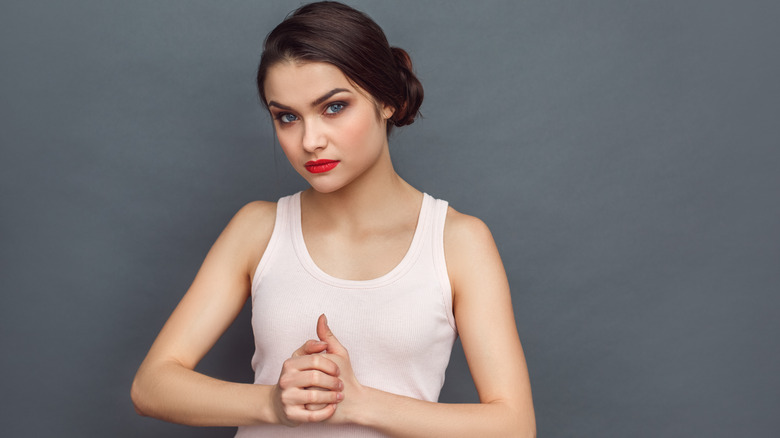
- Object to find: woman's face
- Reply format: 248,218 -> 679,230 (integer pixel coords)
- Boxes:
263,61 -> 393,194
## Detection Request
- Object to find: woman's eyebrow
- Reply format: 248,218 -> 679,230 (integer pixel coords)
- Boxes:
267,88 -> 351,112
267,101 -> 293,111
312,88 -> 350,106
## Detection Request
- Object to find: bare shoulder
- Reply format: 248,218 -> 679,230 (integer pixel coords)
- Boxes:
219,200 -> 278,275
443,206 -> 496,256
443,206 -> 507,300
231,200 -> 277,230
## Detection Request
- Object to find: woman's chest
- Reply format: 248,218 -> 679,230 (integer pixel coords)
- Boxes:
303,226 -> 416,281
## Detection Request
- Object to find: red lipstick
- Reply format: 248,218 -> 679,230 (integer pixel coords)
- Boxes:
305,159 -> 339,174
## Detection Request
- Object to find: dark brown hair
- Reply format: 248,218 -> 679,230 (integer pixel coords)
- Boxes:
256,1 -> 423,133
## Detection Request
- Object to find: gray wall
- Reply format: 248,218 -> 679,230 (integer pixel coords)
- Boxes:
2,1 -> 778,436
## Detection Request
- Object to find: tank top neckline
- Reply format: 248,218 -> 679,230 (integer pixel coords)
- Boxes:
289,191 -> 433,289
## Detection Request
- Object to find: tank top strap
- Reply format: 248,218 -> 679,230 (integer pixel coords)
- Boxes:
251,193 -> 294,296
427,195 -> 457,333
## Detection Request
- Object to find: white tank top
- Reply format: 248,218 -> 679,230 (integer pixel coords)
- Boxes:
235,192 -> 458,437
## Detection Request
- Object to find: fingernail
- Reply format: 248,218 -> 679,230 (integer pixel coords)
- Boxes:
337,392 -> 344,400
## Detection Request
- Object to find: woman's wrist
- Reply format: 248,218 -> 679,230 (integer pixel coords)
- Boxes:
339,384 -> 377,427
250,383 -> 284,426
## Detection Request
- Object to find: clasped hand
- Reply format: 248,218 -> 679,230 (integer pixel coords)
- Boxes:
273,314 -> 362,426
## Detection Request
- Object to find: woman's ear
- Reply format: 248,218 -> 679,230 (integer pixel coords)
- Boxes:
382,103 -> 395,120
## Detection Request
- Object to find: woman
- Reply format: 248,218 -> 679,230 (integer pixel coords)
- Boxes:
131,2 -> 535,436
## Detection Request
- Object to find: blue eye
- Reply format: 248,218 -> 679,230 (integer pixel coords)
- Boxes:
278,113 -> 297,124
325,103 -> 345,114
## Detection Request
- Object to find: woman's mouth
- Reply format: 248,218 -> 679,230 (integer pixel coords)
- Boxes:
305,159 -> 340,174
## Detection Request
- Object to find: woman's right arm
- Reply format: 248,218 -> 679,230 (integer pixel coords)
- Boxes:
130,201 -> 342,426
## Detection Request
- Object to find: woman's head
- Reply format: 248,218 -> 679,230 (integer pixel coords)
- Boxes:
257,1 -> 423,134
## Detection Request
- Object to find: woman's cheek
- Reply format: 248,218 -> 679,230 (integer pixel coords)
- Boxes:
276,129 -> 302,159
338,111 -> 380,150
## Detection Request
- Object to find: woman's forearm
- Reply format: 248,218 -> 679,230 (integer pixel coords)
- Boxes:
350,386 -> 535,438
131,359 -> 277,427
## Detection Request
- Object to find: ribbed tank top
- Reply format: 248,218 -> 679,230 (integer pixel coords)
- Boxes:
235,192 -> 458,437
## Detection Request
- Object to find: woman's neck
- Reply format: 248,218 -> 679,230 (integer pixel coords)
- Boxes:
301,154 -> 422,231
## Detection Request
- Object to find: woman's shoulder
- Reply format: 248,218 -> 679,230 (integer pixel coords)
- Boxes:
443,206 -> 501,292
218,200 -> 278,275
228,200 -> 277,235
234,199 -> 277,222
443,205 -> 494,246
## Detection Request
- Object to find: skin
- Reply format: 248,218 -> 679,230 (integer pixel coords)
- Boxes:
131,60 -> 536,436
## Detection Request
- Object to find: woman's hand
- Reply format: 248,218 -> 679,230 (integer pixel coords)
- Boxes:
314,314 -> 367,425
273,338 -> 344,426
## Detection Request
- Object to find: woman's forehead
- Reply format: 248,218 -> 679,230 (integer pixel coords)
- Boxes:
263,61 -> 357,105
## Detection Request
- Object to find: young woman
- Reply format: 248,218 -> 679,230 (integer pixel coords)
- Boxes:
131,2 -> 535,436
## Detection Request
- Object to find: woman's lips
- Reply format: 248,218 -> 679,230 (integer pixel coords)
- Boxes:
304,159 -> 339,174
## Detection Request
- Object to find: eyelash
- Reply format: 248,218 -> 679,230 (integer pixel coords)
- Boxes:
325,102 -> 346,114
276,113 -> 298,124
274,102 -> 348,125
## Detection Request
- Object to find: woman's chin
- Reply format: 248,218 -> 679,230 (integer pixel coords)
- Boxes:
305,178 -> 346,195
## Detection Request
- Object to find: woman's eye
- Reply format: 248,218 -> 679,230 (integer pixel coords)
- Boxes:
325,103 -> 345,114
278,113 -> 298,124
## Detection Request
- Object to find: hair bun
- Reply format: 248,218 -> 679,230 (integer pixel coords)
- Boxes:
390,47 -> 424,127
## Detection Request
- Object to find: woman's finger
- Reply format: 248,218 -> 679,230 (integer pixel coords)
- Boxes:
280,386 -> 343,405
304,386 -> 344,409
280,354 -> 341,387
291,339 -> 328,358
279,386 -> 342,418
304,386 -> 328,411
316,314 -> 347,355
279,369 -> 343,392
284,403 -> 338,423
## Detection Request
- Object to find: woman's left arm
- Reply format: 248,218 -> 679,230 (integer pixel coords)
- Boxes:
323,209 -> 536,437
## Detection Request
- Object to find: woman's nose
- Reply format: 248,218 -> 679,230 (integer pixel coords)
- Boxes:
302,119 -> 327,152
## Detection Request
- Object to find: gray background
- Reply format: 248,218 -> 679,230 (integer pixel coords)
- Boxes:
1,0 -> 778,436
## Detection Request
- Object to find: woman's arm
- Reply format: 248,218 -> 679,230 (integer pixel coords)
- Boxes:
320,209 -> 536,437
130,201 -> 343,426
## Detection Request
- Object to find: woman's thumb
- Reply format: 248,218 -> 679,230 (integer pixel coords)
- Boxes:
316,314 -> 344,353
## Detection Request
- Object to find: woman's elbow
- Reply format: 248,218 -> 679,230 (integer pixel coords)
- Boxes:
509,415 -> 536,438
517,409 -> 536,437
509,416 -> 536,438
130,375 -> 151,417
502,400 -> 536,438
521,415 -> 536,438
